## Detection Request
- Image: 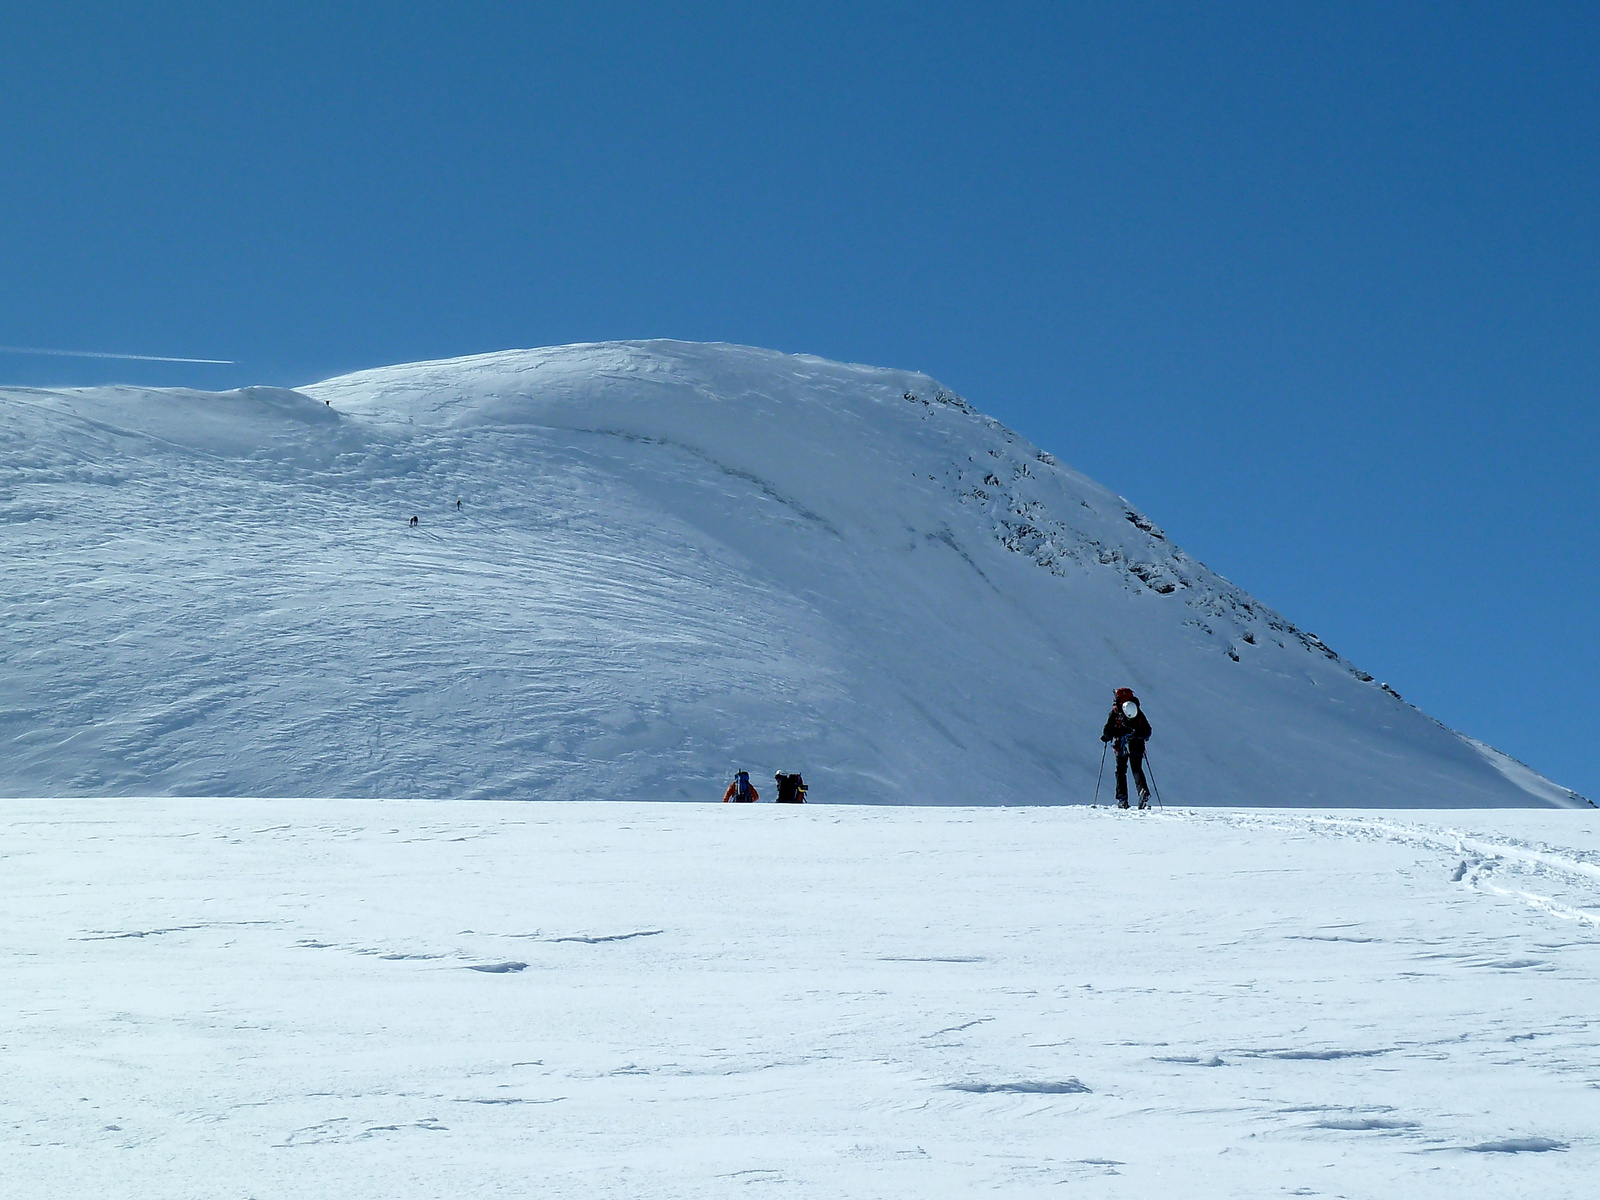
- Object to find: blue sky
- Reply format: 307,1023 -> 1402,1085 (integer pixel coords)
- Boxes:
4,2 -> 1596,799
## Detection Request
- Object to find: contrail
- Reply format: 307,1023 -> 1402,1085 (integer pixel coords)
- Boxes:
0,345 -> 234,365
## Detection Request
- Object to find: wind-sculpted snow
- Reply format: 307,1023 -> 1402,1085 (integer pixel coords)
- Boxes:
5,799 -> 1598,1197
0,340 -> 1584,804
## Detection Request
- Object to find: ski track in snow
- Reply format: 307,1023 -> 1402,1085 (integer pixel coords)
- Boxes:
4,798 -> 1598,1199
1187,809 -> 1600,928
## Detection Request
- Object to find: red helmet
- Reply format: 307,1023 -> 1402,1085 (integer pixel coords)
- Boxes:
1114,687 -> 1136,704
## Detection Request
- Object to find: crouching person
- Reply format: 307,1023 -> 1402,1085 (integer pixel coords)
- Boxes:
774,772 -> 808,803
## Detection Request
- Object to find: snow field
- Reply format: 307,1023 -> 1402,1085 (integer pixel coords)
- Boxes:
5,799 -> 1598,1198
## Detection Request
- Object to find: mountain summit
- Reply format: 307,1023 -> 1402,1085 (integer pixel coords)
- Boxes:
2,340 -> 1582,805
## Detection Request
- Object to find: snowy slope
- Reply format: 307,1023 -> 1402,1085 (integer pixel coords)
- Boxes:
6,798 -> 1599,1199
0,340 -> 1584,805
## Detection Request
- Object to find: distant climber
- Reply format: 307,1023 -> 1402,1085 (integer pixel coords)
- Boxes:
722,770 -> 758,803
1101,688 -> 1152,808
456,499 -> 462,510
409,515 -> 418,528
774,772 -> 808,803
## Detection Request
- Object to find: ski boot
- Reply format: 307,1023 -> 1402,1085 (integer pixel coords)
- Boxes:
1137,789 -> 1150,810
1117,798 -> 1129,809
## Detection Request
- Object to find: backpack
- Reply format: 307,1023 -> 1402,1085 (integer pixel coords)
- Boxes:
735,770 -> 751,801
775,772 -> 807,803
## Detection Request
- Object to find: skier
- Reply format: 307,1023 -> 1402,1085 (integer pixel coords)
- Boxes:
774,772 -> 808,803
409,515 -> 418,528
1101,687 -> 1152,808
722,770 -> 758,803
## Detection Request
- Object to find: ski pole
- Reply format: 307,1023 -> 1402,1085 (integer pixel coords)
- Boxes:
1143,746 -> 1164,808
1093,741 -> 1107,805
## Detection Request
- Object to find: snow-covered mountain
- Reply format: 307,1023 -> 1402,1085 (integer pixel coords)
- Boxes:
1,340 -> 1583,806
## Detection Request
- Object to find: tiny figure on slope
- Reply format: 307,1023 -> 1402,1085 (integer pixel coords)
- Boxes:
1101,687 -> 1152,808
409,515 -> 418,528
723,770 -> 758,803
774,772 -> 807,803
456,499 -> 462,510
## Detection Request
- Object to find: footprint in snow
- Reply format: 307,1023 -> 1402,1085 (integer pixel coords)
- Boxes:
548,930 -> 662,944
1314,1117 -> 1419,1131
1464,1137 -> 1567,1153
356,1118 -> 446,1139
76,925 -> 206,940
946,1079 -> 1091,1094
1245,1048 -> 1393,1061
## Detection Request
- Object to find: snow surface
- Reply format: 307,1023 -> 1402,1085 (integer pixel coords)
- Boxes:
0,339 -> 1585,805
5,798 -> 1598,1198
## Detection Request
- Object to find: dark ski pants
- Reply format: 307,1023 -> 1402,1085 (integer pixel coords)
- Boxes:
1115,737 -> 1149,802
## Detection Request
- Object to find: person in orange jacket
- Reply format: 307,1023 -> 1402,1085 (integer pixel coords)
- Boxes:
722,770 -> 758,802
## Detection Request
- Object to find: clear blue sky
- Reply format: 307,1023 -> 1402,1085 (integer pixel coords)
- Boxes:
4,3 -> 1596,799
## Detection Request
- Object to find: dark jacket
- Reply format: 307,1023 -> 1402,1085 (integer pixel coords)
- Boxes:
1101,704 -> 1152,744
775,772 -> 807,803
